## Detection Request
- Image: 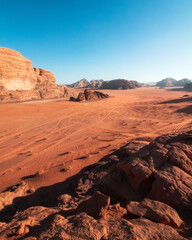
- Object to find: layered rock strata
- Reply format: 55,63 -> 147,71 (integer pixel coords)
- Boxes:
0,47 -> 72,102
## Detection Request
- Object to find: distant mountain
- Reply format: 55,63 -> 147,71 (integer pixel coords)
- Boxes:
156,78 -> 177,87
67,78 -> 140,90
140,82 -> 156,87
99,79 -> 140,90
156,78 -> 191,87
67,79 -> 91,88
184,82 -> 192,91
175,78 -> 192,86
90,79 -> 104,88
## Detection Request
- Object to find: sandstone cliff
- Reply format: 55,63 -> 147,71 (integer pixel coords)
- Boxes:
0,47 -> 37,90
0,47 -> 72,102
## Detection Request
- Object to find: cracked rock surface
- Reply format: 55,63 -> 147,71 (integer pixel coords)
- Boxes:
0,131 -> 191,239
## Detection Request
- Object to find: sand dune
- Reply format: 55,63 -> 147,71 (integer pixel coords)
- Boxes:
0,87 -> 191,192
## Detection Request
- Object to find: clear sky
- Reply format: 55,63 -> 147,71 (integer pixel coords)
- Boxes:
0,0 -> 192,84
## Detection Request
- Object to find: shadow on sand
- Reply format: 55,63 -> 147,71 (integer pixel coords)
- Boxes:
0,152 -> 115,223
166,87 -> 191,92
176,105 -> 192,115
158,97 -> 192,104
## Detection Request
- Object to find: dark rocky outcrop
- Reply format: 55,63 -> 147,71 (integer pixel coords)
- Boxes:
0,131 -> 191,239
70,89 -> 109,102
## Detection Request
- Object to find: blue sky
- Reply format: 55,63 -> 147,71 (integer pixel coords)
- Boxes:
0,0 -> 192,84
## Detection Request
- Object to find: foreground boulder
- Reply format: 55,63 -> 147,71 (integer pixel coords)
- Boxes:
126,198 -> 184,228
0,131 -> 191,239
70,89 -> 109,101
0,210 -> 185,240
77,191 -> 110,219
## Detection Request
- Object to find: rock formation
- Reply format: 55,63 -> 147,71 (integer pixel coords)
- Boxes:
90,79 -> 104,88
70,89 -> 109,102
99,79 -> 140,89
126,198 -> 184,228
0,47 -> 37,90
176,79 -> 192,86
67,78 -> 92,88
0,131 -> 191,239
184,82 -> 192,91
67,79 -> 104,89
0,47 -> 73,102
156,78 -> 191,87
156,78 -> 177,87
67,79 -> 140,90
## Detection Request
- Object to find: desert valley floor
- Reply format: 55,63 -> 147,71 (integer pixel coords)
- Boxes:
0,87 -> 191,192
0,88 -> 192,191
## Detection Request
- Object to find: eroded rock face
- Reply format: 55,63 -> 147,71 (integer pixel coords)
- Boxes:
0,47 -> 37,90
0,131 -> 191,239
126,198 -> 184,228
0,211 -> 185,240
0,47 -> 74,102
77,191 -> 110,219
34,68 -> 69,99
0,182 -> 29,212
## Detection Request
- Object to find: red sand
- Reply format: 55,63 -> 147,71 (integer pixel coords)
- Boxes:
0,87 -> 191,192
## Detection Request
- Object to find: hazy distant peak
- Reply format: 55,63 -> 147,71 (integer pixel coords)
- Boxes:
156,78 -> 191,87
67,78 -> 140,90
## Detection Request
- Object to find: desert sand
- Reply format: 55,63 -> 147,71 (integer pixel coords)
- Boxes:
0,87 -> 191,193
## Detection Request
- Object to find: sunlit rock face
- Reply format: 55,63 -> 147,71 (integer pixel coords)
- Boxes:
0,47 -> 74,102
0,47 -> 37,90
34,67 -> 57,88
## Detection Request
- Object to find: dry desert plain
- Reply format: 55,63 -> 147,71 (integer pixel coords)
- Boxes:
0,87 -> 192,193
